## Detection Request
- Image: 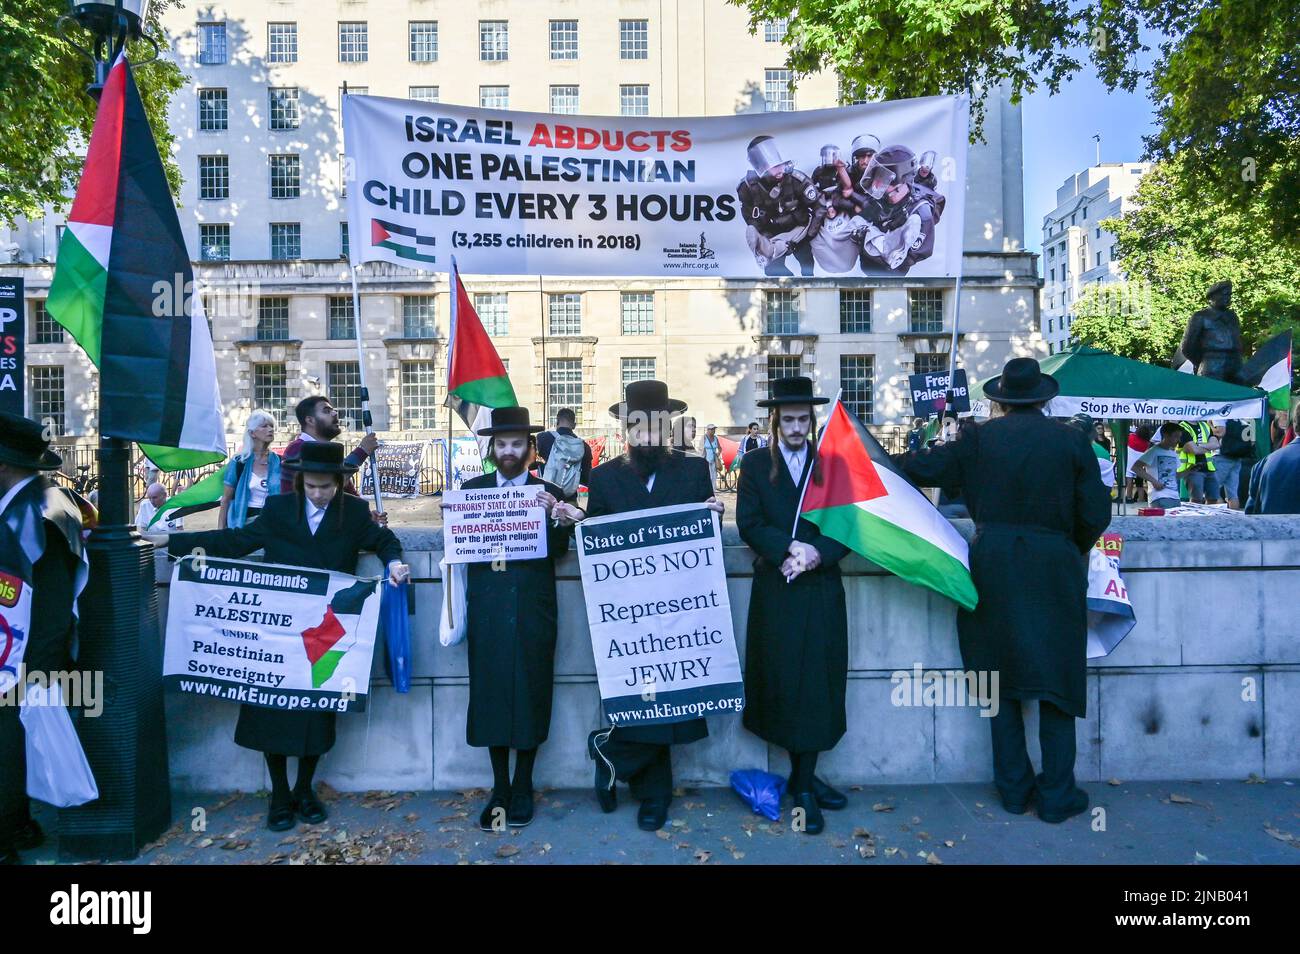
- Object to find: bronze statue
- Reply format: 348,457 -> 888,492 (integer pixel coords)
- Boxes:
1180,281 -> 1244,382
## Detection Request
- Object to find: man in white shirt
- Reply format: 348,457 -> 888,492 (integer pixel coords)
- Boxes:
134,482 -> 184,534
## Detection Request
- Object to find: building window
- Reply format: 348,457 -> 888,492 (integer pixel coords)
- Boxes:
913,353 -> 947,375
198,155 -> 229,199
620,19 -> 648,59
268,87 -> 300,130
30,367 -> 65,436
199,223 -> 230,261
1096,251 -> 1103,267
550,85 -> 579,115
1049,267 -> 1056,282
767,356 -> 801,397
31,300 -> 63,345
473,293 -> 508,336
409,21 -> 438,62
270,223 -> 300,260
253,363 -> 287,424
547,358 -> 583,425
763,289 -> 799,334
480,20 -> 508,61
269,154 -> 301,198
338,22 -> 368,63
338,86 -> 368,117
1048,318 -> 1055,333
268,22 -> 297,63
548,294 -> 581,336
198,22 -> 227,65
198,88 -> 227,131
403,295 -> 437,338
480,86 -> 509,109
764,69 -> 795,112
409,86 -> 439,103
550,20 -> 578,60
327,361 -> 362,430
908,289 -> 944,333
838,75 -> 868,106
1047,247 -> 1054,260
621,292 -> 654,335
255,297 -> 290,341
400,361 -> 440,429
840,355 -> 874,420
621,357 -> 656,390
327,296 -> 355,340
839,289 -> 871,333
620,84 -> 650,117
1082,205 -> 1088,220
340,222 -> 350,259
764,18 -> 790,42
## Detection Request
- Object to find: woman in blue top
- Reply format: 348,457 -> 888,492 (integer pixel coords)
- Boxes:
218,410 -> 282,528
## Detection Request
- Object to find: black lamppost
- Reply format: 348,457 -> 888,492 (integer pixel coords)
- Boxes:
55,0 -> 172,861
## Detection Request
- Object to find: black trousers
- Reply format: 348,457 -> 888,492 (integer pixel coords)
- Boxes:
597,731 -> 673,802
989,698 -> 1077,812
0,703 -> 30,850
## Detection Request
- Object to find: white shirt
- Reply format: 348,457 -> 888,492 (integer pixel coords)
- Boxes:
782,442 -> 808,486
248,471 -> 269,509
645,472 -> 656,492
135,497 -> 183,534
298,431 -> 317,443
495,470 -> 528,488
305,498 -> 327,535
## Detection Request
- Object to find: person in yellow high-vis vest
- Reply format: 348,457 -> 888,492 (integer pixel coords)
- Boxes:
1178,420 -> 1219,503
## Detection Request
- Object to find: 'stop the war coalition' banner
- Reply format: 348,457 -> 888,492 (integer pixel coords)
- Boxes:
343,94 -> 968,278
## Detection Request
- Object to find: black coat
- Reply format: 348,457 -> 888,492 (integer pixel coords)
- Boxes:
169,491 -> 402,756
899,411 -> 1111,717
736,445 -> 850,752
1246,441 -> 1300,514
461,473 -> 571,748
584,451 -> 714,745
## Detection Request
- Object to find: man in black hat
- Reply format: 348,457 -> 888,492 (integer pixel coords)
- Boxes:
456,407 -> 579,831
0,412 -> 86,864
581,380 -> 724,832
165,442 -> 407,832
736,377 -> 850,834
898,358 -> 1110,824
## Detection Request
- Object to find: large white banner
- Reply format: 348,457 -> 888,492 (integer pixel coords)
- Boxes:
576,503 -> 743,727
164,556 -> 383,713
343,94 -> 968,278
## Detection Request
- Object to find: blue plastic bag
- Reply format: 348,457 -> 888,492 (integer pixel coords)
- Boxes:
381,579 -> 411,693
730,769 -> 786,821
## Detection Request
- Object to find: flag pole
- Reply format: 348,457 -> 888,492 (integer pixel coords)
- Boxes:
790,389 -> 842,537
348,259 -> 384,516
447,257 -> 458,486
943,97 -> 972,428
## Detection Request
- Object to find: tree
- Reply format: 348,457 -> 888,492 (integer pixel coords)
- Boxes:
0,0 -> 185,226
733,0 -> 1300,241
1069,155 -> 1300,364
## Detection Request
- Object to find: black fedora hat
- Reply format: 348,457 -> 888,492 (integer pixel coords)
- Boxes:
983,357 -> 1060,405
609,379 -> 687,419
0,411 -> 62,470
757,375 -> 830,408
282,441 -> 359,474
476,405 -> 543,436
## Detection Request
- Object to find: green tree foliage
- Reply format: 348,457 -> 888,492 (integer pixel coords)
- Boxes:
1070,156 -> 1300,364
734,0 -> 1300,240
0,0 -> 185,226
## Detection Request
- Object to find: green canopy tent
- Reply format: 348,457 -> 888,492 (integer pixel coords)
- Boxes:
969,346 -> 1270,512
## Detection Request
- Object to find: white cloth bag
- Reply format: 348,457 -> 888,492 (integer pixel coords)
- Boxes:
21,680 -> 99,808
438,557 -> 468,647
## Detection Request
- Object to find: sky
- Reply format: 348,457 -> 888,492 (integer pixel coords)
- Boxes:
1020,62 -> 1160,254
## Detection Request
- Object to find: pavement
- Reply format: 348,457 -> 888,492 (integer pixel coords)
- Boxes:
23,777 -> 1300,865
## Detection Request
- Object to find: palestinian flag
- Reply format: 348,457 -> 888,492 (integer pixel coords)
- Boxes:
45,54 -> 225,473
370,219 -> 438,265
300,579 -> 377,688
716,435 -> 745,472
1240,331 -> 1293,412
147,467 -> 225,527
444,258 -> 517,460
799,400 -> 978,610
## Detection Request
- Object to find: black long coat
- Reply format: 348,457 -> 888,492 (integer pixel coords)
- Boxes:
584,451 -> 715,745
736,446 -> 850,752
898,410 -> 1111,717
461,473 -> 571,748
169,491 -> 402,756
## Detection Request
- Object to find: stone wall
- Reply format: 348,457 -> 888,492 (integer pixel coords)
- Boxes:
156,515 -> 1300,792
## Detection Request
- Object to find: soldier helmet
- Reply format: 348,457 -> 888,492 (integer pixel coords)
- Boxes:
865,145 -> 919,187
747,135 -> 786,176
851,134 -> 881,160
819,144 -> 842,166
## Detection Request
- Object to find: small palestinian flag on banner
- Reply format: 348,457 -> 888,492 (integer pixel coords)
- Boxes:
300,579 -> 378,689
370,219 -> 438,265
799,400 -> 978,610
445,257 -> 517,462
45,54 -> 225,473
1240,331 -> 1293,412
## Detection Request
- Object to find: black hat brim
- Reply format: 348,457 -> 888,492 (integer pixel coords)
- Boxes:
609,398 -> 688,419
756,395 -> 831,408
0,446 -> 63,470
983,374 -> 1060,405
476,424 -> 544,436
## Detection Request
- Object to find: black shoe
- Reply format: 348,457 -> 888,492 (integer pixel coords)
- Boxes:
1039,788 -> 1090,824
791,791 -> 825,834
588,731 -> 617,814
295,790 -> 328,825
507,789 -> 534,828
267,799 -> 297,832
12,820 -> 45,851
478,790 -> 510,832
1001,788 -> 1037,816
810,776 -> 847,811
637,798 -> 669,832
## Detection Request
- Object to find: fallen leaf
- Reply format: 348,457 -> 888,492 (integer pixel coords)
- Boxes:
974,802 -> 984,809
852,827 -> 872,839
404,813 -> 420,823
917,831 -> 931,841
1194,852 -> 1209,863
1168,793 -> 1194,804
857,842 -> 876,859
884,847 -> 900,858
495,844 -> 520,858
729,849 -> 745,860
1263,826 -> 1296,846
872,803 -> 894,813
926,851 -> 943,865
1245,774 -> 1267,785
195,838 -> 214,849
944,840 -> 955,848
911,816 -> 921,824
656,830 -> 672,841
693,850 -> 711,864
1108,778 -> 1123,786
